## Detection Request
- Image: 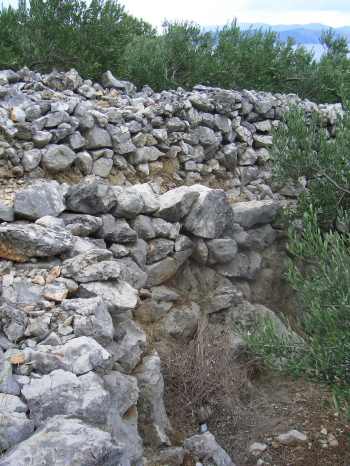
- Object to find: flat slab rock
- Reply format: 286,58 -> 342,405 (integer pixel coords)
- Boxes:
23,336 -> 111,375
0,223 -> 74,262
0,415 -> 124,466
231,200 -> 279,228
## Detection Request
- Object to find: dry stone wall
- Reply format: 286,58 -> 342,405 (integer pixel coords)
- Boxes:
0,68 -> 342,202
0,177 -> 298,466
0,68 -> 326,466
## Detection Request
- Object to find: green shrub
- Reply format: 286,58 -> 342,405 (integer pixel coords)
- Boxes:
247,107 -> 350,408
0,0 -> 154,79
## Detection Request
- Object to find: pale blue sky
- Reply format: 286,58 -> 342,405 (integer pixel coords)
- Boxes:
2,0 -> 350,27
120,0 -> 350,27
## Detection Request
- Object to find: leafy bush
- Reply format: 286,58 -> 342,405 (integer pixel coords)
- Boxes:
122,21 -> 215,90
0,1 -> 350,101
0,0 -> 154,79
247,107 -> 350,407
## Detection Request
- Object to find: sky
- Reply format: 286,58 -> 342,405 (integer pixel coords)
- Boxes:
2,0 -> 350,28
120,0 -> 350,28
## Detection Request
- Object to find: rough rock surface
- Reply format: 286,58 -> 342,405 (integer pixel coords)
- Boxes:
0,69 -> 308,465
0,415 -> 124,466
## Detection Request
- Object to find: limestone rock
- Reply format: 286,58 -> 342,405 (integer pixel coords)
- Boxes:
24,336 -> 111,374
22,369 -> 110,425
61,249 -> 120,282
0,224 -> 74,262
155,186 -> 200,222
147,238 -> 174,264
0,415 -> 124,466
135,352 -> 172,447
42,144 -> 76,172
276,430 -> 308,445
61,297 -> 114,344
176,263 -> 242,314
85,126 -> 112,149
79,280 -> 138,320
215,251 -> 262,280
101,70 -> 135,94
66,181 -> 117,214
184,431 -> 236,466
160,302 -> 200,341
184,185 -> 231,239
0,412 -> 34,452
231,200 -> 279,229
14,181 -> 66,220
60,213 -> 102,237
207,238 -> 238,265
114,319 -> 147,372
104,371 -> 139,416
98,215 -> 137,243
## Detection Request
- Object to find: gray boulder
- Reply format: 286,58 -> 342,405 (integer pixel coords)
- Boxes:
24,336 -> 111,374
104,371 -> 138,416
215,251 -> 262,280
66,181 -> 117,214
113,187 -> 144,219
114,319 -> 147,372
128,238 -> 148,269
0,394 -> 27,413
0,224 -> 74,262
154,186 -> 200,222
0,412 -> 34,452
79,280 -> 138,320
14,181 -> 66,220
152,218 -> 181,240
61,297 -> 114,344
61,249 -> 120,283
0,415 -> 124,466
147,238 -> 174,264
135,352 -> 172,447
184,431 -> 236,466
60,213 -> 102,237
22,369 -> 110,425
0,202 -> 14,222
22,148 -> 42,171
231,200 -> 279,228
101,70 -> 135,94
130,146 -> 163,164
128,184 -> 160,214
184,185 -> 231,239
145,256 -> 178,287
0,302 -> 27,342
93,157 -> 113,177
207,238 -> 238,265
160,302 -> 200,341
0,353 -> 20,395
117,257 -> 148,289
85,126 -> 112,149
98,215 -> 137,243
176,263 -> 242,314
130,215 -> 155,241
42,144 -> 76,172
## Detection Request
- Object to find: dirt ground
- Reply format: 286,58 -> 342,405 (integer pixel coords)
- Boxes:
163,353 -> 350,466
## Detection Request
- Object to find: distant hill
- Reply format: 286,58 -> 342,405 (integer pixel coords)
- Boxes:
204,23 -> 350,60
240,23 -> 350,44
206,23 -> 350,43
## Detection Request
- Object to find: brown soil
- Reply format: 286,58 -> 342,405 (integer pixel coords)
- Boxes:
164,369 -> 350,466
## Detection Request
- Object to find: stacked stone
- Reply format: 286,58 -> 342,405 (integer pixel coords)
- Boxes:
0,177 -> 299,465
0,68 -> 342,202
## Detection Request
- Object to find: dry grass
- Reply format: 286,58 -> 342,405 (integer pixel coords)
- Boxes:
160,320 -> 254,434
